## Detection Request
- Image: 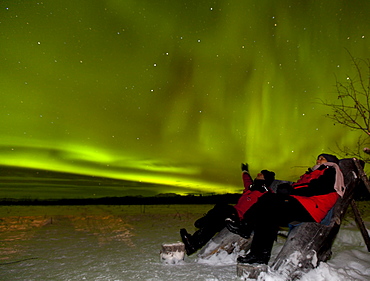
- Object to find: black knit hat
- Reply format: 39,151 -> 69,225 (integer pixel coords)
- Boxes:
261,170 -> 276,187
317,153 -> 339,165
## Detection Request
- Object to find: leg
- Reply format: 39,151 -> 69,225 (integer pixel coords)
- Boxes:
181,203 -> 237,255
238,193 -> 314,264
194,203 -> 237,228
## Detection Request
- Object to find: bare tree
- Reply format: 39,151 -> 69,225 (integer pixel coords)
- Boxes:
321,51 -> 370,162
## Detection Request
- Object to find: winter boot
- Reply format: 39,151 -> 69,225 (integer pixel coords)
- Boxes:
225,217 -> 253,239
237,250 -> 271,265
180,227 -> 217,256
180,228 -> 197,255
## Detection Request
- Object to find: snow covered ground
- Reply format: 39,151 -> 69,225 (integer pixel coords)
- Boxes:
0,204 -> 369,281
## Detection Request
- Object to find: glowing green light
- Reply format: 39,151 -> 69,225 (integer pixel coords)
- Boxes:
0,0 -> 369,198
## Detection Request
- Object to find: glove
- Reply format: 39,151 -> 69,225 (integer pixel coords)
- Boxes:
241,163 -> 249,172
276,183 -> 293,194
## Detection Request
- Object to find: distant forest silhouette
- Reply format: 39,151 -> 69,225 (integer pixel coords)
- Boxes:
1,188 -> 369,206
0,193 -> 243,206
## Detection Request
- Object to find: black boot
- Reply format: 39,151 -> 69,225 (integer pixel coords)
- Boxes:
237,250 -> 270,265
180,227 -> 217,256
225,217 -> 253,239
180,228 -> 197,255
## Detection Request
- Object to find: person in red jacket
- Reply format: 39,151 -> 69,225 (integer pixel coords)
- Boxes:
234,165 -> 275,220
180,164 -> 276,256
236,153 -> 344,265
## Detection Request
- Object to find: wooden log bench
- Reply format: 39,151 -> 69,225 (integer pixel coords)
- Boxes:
267,158 -> 369,279
198,158 -> 369,279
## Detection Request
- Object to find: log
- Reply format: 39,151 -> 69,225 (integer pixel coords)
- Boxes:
236,263 -> 268,279
197,227 -> 252,259
160,242 -> 185,264
351,199 -> 370,251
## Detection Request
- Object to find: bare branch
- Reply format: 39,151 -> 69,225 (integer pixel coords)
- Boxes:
322,52 -> 370,161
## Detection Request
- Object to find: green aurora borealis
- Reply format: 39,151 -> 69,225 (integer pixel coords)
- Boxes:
1,1 -> 370,198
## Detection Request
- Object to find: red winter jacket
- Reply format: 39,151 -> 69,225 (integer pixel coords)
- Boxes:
290,165 -> 339,223
234,172 -> 270,219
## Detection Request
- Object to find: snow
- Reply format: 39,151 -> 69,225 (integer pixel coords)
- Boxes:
0,204 -> 369,281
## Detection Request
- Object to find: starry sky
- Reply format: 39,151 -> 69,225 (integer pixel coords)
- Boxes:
1,0 -> 369,198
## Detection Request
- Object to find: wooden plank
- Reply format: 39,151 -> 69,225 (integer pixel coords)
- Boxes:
350,199 -> 370,251
197,227 -> 252,259
236,263 -> 268,279
272,222 -> 334,272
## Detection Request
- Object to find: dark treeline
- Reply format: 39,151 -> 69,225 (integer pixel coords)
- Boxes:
1,183 -> 368,206
0,193 -> 242,206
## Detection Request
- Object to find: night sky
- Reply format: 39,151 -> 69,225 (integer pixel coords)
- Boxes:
1,1 -> 369,198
